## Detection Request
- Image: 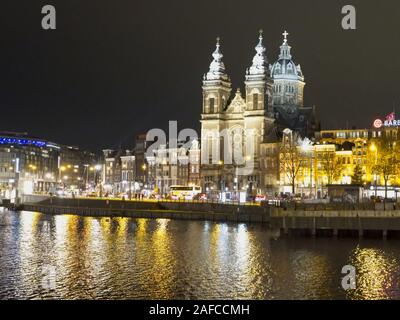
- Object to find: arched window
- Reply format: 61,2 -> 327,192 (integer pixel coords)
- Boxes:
253,93 -> 258,110
209,98 -> 215,113
230,126 -> 245,165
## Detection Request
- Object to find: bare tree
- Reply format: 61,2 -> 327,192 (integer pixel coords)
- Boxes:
375,142 -> 399,199
320,151 -> 344,185
279,130 -> 303,195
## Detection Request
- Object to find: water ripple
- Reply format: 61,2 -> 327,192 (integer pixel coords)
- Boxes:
1,210 -> 400,299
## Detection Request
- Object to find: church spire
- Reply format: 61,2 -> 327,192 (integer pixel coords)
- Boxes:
279,30 -> 292,60
248,29 -> 268,76
205,37 -> 228,80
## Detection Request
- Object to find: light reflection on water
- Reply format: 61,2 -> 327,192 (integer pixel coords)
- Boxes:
347,247 -> 400,300
1,208 -> 400,299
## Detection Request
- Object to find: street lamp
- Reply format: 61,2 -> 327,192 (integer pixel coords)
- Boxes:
217,160 -> 224,200
370,143 -> 378,197
301,143 -> 314,198
28,164 -> 38,193
142,163 -> 147,195
93,164 -> 102,193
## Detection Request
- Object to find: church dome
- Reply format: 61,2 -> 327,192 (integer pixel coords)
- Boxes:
270,31 -> 304,81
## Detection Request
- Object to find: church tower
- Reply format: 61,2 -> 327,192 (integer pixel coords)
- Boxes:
200,38 -> 232,165
245,29 -> 273,116
270,31 -> 305,107
201,37 -> 231,115
270,31 -> 316,139
244,30 -> 274,157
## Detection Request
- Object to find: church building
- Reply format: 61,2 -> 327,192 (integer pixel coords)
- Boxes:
200,30 -> 318,196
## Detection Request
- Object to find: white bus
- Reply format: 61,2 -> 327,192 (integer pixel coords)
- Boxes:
169,185 -> 202,200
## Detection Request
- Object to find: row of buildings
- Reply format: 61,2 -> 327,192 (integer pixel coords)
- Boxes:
0,131 -> 100,200
3,124 -> 398,201
102,135 -> 201,196
100,125 -> 400,199
3,30 -> 400,201
100,31 -> 400,200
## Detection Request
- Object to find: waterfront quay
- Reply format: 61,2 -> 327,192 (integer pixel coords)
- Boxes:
21,196 -> 270,223
15,196 -> 400,238
271,209 -> 400,238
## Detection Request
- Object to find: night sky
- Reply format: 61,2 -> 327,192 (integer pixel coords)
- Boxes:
1,0 -> 399,151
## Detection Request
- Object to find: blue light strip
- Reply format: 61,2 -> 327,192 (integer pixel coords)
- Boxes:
0,136 -> 47,147
46,143 -> 60,149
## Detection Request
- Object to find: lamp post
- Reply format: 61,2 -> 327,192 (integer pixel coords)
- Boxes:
94,164 -> 101,194
13,158 -> 20,203
142,163 -> 147,197
218,160 -> 224,200
301,142 -> 313,199
128,163 -> 132,200
88,166 -> 95,191
370,143 -> 378,197
234,164 -> 238,201
28,164 -> 37,194
83,164 -> 89,190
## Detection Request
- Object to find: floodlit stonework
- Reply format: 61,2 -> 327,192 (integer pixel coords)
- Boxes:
200,31 -> 317,196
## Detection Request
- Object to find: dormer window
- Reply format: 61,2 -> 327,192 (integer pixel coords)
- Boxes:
275,63 -> 281,74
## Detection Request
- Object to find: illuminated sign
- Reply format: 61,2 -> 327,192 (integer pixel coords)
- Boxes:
373,118 -> 383,128
384,119 -> 400,127
373,112 -> 400,128
0,137 -> 47,147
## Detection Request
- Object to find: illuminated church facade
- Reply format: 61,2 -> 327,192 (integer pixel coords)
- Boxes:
200,30 -> 318,195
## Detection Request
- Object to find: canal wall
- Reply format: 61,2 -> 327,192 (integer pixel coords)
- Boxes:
19,197 -> 400,236
21,197 -> 271,223
270,209 -> 400,237
20,194 -> 50,204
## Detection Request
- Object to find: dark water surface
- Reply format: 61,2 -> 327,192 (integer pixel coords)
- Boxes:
1,208 -> 400,299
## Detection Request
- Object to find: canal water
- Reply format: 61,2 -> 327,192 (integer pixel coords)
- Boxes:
1,208 -> 400,300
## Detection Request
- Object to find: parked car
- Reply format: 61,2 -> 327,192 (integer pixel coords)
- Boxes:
193,193 -> 207,201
